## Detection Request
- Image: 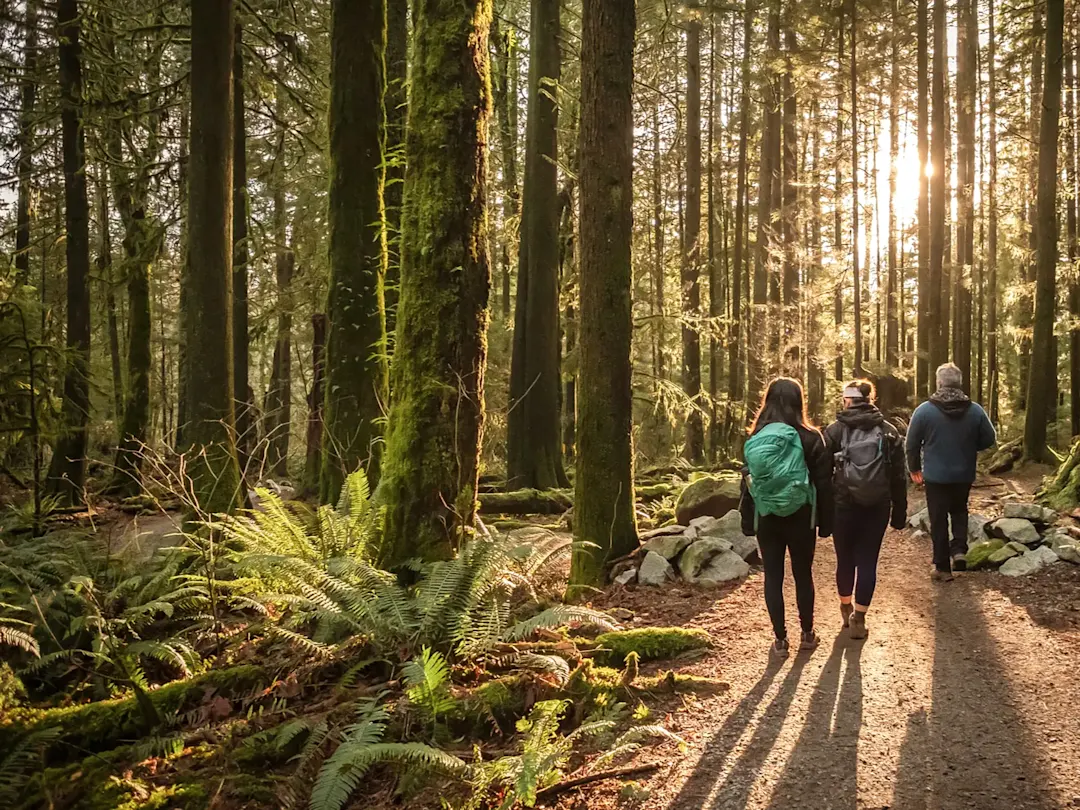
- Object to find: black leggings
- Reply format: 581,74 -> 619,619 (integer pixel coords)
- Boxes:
757,505 -> 817,640
833,501 -> 890,608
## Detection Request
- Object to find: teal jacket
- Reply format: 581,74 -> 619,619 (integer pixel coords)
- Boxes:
905,397 -> 996,484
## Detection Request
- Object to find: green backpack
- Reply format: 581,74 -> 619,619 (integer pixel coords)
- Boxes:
744,422 -> 816,525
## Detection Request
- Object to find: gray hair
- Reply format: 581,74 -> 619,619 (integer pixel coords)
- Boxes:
936,363 -> 963,390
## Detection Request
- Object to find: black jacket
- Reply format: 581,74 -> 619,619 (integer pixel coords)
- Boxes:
740,423 -> 835,538
824,403 -> 908,524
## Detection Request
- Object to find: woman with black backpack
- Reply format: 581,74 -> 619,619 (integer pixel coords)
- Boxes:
824,380 -> 908,640
740,378 -> 834,658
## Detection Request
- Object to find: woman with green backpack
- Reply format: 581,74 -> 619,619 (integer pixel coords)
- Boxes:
740,377 -> 834,658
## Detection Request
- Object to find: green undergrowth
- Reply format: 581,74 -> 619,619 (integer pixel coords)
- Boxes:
589,627 -> 713,666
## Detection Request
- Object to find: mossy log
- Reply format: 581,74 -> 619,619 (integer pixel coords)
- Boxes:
0,665 -> 266,759
478,488 -> 573,515
589,627 -> 712,666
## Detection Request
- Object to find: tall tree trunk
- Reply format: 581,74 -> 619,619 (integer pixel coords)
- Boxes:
781,16 -> 798,376
378,0 -> 491,566
492,17 -> 520,322
184,0 -> 242,514
14,0 -> 38,290
321,0 -> 390,503
707,16 -> 719,459
1019,4 -> 1045,408
834,10 -> 845,382
929,0 -> 947,378
886,0 -> 900,368
560,183 -> 577,460
99,180 -> 123,423
652,99 -> 666,382
384,0 -> 408,334
232,21 -> 252,475
1070,18 -> 1080,437
850,0 -> 863,375
507,0 -> 568,489
728,4 -> 751,427
176,106 -> 190,448
46,0 -> 92,505
917,0 -> 931,395
954,0 -> 976,392
302,313 -> 327,497
987,0 -> 998,421
1024,0 -> 1064,461
682,1 -> 704,462
569,0 -> 637,589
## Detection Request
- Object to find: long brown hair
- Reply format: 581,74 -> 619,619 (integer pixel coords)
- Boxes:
748,377 -> 817,435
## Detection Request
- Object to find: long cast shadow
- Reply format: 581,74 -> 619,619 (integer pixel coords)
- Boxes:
890,578 -> 1061,809
664,656 -> 802,810
761,636 -> 863,810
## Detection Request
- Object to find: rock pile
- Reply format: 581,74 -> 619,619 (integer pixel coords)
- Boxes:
909,500 -> 1080,576
613,509 -> 758,587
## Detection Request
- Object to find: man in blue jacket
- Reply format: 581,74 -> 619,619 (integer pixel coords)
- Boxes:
906,363 -> 997,581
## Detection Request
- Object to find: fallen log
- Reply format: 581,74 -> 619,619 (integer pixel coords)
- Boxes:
478,489 -> 573,515
535,762 -> 662,800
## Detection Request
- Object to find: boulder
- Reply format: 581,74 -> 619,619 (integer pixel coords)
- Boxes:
1044,530 -> 1076,552
966,514 -> 991,546
674,474 -> 742,526
613,567 -> 638,586
1057,544 -> 1080,565
641,533 -> 693,561
988,518 -> 1041,546
966,539 -> 1005,570
999,545 -> 1060,577
689,515 -> 724,535
1002,502 -> 1058,526
698,509 -> 744,538
678,538 -> 734,580
638,551 -> 675,586
908,508 -> 931,533
988,544 -> 1020,566
640,524 -> 688,542
730,534 -> 762,563
692,550 -> 751,585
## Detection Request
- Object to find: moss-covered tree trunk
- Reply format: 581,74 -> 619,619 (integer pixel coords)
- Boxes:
492,16 -> 520,321
384,0 -> 408,334
302,313 -> 327,497
46,0 -> 92,506
378,0 -> 492,567
320,0 -> 390,504
99,179 -> 123,423
14,0 -> 38,290
175,105 -> 189,448
507,0 -> 568,491
681,2 -> 704,463
184,0 -> 242,515
232,21 -> 252,476
569,0 -> 637,589
1024,0 -> 1064,462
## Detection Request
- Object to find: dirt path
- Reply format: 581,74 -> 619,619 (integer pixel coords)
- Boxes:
601,526 -> 1080,810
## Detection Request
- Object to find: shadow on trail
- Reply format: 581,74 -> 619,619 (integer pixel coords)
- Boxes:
761,636 -> 863,810
664,654 -> 807,810
890,578 -> 1060,809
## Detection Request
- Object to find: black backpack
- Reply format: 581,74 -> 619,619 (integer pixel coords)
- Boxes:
834,423 -> 891,506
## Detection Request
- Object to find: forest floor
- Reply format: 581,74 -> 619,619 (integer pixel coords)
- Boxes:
576,471 -> 1080,810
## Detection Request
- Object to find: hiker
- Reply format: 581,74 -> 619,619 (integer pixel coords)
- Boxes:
906,362 -> 997,581
740,377 -> 834,658
824,380 -> 908,640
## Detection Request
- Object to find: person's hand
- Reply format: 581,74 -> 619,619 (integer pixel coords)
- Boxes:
910,471 -> 924,485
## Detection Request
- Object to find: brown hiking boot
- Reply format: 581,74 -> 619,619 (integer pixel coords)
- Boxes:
840,602 -> 854,629
770,637 -> 790,659
849,611 -> 868,640
799,630 -> 820,651
932,568 -> 955,583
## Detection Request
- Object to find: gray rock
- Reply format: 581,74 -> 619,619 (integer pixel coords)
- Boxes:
909,508 -> 931,533
730,534 -> 761,563
1002,502 -> 1058,526
689,515 -> 723,535
987,544 -> 1020,565
675,474 -> 742,526
613,567 -> 638,586
692,550 -> 751,585
641,533 -> 693,561
1057,544 -> 1080,565
988,518 -> 1041,546
638,551 -> 675,585
678,538 -> 734,580
640,524 -> 688,542
1043,530 -> 1075,552
999,545 -> 1060,577
966,539 -> 1006,569
1006,541 -> 1031,555
966,514 -> 991,546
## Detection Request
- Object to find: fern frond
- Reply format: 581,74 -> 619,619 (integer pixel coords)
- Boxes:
311,742 -> 465,810
0,624 -> 39,656
513,653 -> 571,686
505,606 -> 619,641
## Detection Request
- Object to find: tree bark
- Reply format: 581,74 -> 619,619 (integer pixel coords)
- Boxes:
928,0 -> 947,378
1019,4 -> 1044,408
955,0 -> 976,392
14,0 -> 38,290
781,17 -> 798,376
507,0 -> 568,490
99,179 -> 123,423
232,21 -> 252,475
916,0 -> 930,396
46,0 -> 93,505
321,0 -> 390,503
651,99 -> 666,382
834,10 -> 845,382
727,4 -> 751,428
886,0 -> 900,368
850,0 -> 863,375
987,0 -> 999,422
1070,17 -> 1080,437
184,0 -> 242,514
1024,0 -> 1064,461
384,0 -> 408,333
492,16 -> 520,322
302,313 -> 327,497
378,0 -> 491,566
569,0 -> 638,589
682,2 -> 705,463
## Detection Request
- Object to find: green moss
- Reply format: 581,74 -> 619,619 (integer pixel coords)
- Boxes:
0,666 -> 266,759
966,539 -> 1006,570
591,628 -> 712,666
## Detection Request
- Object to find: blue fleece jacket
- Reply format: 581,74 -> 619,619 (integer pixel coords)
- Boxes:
905,398 -> 996,484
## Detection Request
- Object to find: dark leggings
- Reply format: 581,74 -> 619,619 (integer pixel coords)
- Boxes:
833,502 -> 890,608
757,505 -> 817,640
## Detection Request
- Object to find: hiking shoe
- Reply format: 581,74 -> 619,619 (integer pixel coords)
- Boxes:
799,630 -> 820,651
932,568 -> 955,583
770,637 -> 790,658
952,554 -> 968,572
849,611 -> 868,640
840,602 -> 854,628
